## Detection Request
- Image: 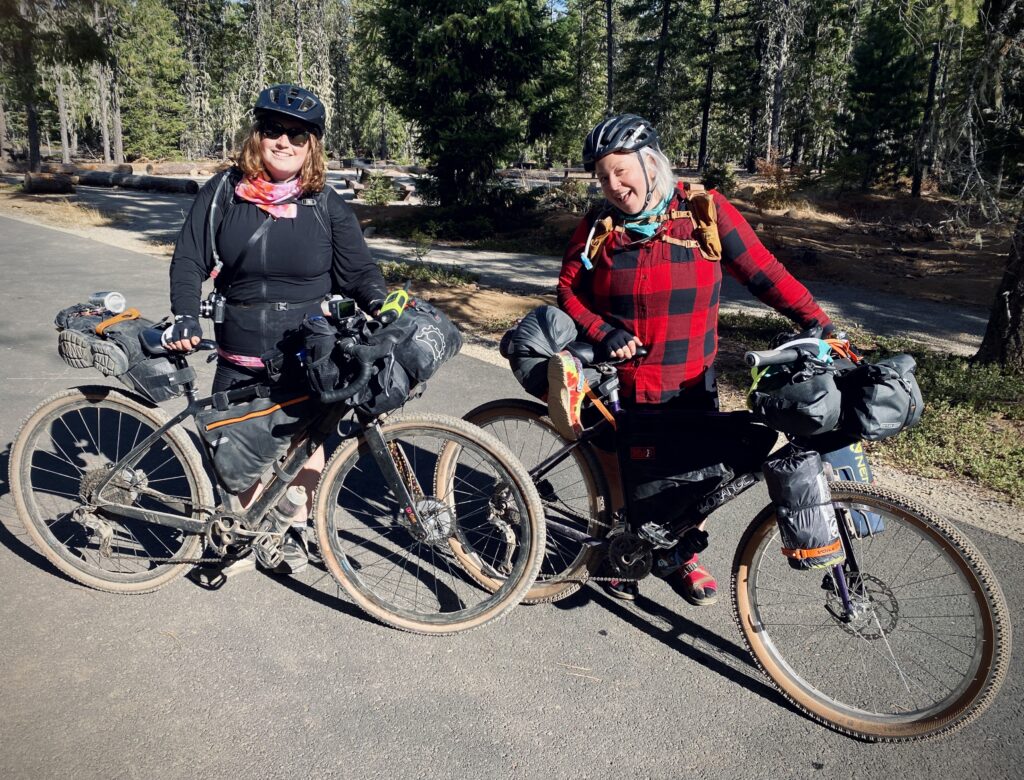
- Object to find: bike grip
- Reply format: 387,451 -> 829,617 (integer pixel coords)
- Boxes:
319,360 -> 372,405
745,347 -> 800,367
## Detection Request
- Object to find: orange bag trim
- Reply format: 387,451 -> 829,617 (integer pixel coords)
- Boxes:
94,308 -> 142,335
584,384 -> 617,430
781,538 -> 844,561
204,395 -> 311,432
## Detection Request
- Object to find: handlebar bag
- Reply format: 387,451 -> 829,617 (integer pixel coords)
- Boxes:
351,298 -> 462,418
55,304 -> 194,403
748,357 -> 842,437
196,390 -> 317,494
838,354 -> 924,441
763,449 -> 846,570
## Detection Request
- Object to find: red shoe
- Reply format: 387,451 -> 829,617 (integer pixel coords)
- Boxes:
547,351 -> 587,441
678,554 -> 718,607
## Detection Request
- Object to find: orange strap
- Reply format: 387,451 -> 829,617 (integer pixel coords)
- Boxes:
94,308 -> 141,335
584,385 -> 617,430
204,395 -> 311,431
781,538 -> 844,561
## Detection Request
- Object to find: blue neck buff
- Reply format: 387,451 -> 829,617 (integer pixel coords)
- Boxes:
619,192 -> 672,238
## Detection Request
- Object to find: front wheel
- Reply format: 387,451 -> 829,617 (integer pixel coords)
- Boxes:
732,481 -> 1011,741
8,386 -> 211,593
450,399 -> 614,603
314,413 -> 545,635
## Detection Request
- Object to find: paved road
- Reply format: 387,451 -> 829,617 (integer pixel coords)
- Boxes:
16,181 -> 992,356
0,217 -> 1020,779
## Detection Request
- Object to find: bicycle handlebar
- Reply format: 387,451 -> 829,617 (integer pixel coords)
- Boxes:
318,331 -> 402,406
745,347 -> 801,367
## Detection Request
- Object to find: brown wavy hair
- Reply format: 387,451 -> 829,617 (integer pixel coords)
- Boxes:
236,124 -> 327,194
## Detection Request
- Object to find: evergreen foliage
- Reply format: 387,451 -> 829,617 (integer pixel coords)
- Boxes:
369,0 -> 564,206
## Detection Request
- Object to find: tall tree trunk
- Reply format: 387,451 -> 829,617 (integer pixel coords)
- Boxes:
911,40 -> 942,197
56,73 -> 72,164
97,64 -> 111,163
975,212 -> 1024,372
649,0 -> 672,123
767,1 -> 791,160
605,0 -> 615,115
14,2 -> 42,171
295,1 -> 306,83
111,76 -> 125,163
697,0 -> 721,171
0,94 -> 8,167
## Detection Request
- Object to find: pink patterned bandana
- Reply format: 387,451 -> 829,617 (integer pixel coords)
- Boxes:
235,175 -> 304,219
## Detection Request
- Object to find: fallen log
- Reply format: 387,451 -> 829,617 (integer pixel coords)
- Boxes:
76,171 -> 199,194
23,172 -> 75,194
75,163 -> 134,174
145,162 -> 199,176
39,162 -> 79,175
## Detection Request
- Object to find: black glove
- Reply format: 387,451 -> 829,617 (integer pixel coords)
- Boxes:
167,314 -> 202,344
602,328 -> 636,354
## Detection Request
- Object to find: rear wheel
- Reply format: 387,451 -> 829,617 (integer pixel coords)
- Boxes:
8,386 -> 210,593
732,481 -> 1010,741
315,413 -> 545,634
450,399 -> 613,603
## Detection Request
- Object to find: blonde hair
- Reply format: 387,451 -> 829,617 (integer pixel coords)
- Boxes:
236,124 -> 327,194
640,146 -> 679,204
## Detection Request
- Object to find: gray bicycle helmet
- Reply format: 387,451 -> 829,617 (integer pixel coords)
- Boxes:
583,114 -> 660,172
254,84 -> 326,138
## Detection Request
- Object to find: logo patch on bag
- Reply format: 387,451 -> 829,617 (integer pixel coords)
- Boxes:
630,446 -> 657,460
415,324 -> 446,361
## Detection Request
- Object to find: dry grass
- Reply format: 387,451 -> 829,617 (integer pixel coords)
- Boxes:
0,189 -> 129,229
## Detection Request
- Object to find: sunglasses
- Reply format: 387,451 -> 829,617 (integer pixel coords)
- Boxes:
259,121 -> 311,146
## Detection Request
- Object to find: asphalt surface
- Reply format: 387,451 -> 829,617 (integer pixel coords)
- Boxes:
0,216 -> 1020,779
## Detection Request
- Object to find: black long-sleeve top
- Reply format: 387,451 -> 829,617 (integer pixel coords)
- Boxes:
169,168 -> 387,357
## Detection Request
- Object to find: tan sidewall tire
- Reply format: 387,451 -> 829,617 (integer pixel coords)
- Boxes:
9,386 -> 210,594
314,412 -> 545,634
731,481 -> 1010,741
446,399 -> 612,604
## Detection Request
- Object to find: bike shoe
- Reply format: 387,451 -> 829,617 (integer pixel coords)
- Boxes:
603,578 -> 639,601
58,329 -> 96,369
91,339 -> 131,376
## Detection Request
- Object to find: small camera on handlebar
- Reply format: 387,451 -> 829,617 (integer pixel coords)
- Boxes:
199,291 -> 226,324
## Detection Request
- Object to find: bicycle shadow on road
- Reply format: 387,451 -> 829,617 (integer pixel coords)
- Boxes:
0,442 -> 71,579
555,581 -> 798,716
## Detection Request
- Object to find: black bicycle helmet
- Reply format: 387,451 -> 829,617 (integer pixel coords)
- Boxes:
254,84 -> 326,138
582,114 -> 660,172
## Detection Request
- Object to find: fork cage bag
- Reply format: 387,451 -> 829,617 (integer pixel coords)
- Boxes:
763,449 -> 846,570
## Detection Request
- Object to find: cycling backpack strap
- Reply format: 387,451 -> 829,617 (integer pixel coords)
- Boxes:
207,168 -> 242,280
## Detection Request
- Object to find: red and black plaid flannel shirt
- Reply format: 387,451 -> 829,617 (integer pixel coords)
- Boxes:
557,184 -> 831,404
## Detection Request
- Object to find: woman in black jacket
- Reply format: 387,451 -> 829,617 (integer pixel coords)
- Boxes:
167,84 -> 387,571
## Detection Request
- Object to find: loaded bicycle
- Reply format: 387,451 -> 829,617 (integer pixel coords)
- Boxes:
449,332 -> 1010,741
8,302 -> 545,635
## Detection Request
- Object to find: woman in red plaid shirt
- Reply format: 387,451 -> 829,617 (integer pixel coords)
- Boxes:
548,114 -> 832,604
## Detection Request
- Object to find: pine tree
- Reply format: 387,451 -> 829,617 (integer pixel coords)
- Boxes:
371,0 -> 564,206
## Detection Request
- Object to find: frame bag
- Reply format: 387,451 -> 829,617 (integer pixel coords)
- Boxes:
839,354 -> 924,441
763,449 -> 846,571
196,390 -> 317,494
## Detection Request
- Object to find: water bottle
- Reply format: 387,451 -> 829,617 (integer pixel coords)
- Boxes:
266,485 -> 308,534
89,291 -> 126,314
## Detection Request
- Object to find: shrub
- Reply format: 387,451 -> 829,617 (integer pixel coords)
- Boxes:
362,174 -> 396,206
701,161 -> 737,195
540,179 -> 597,213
